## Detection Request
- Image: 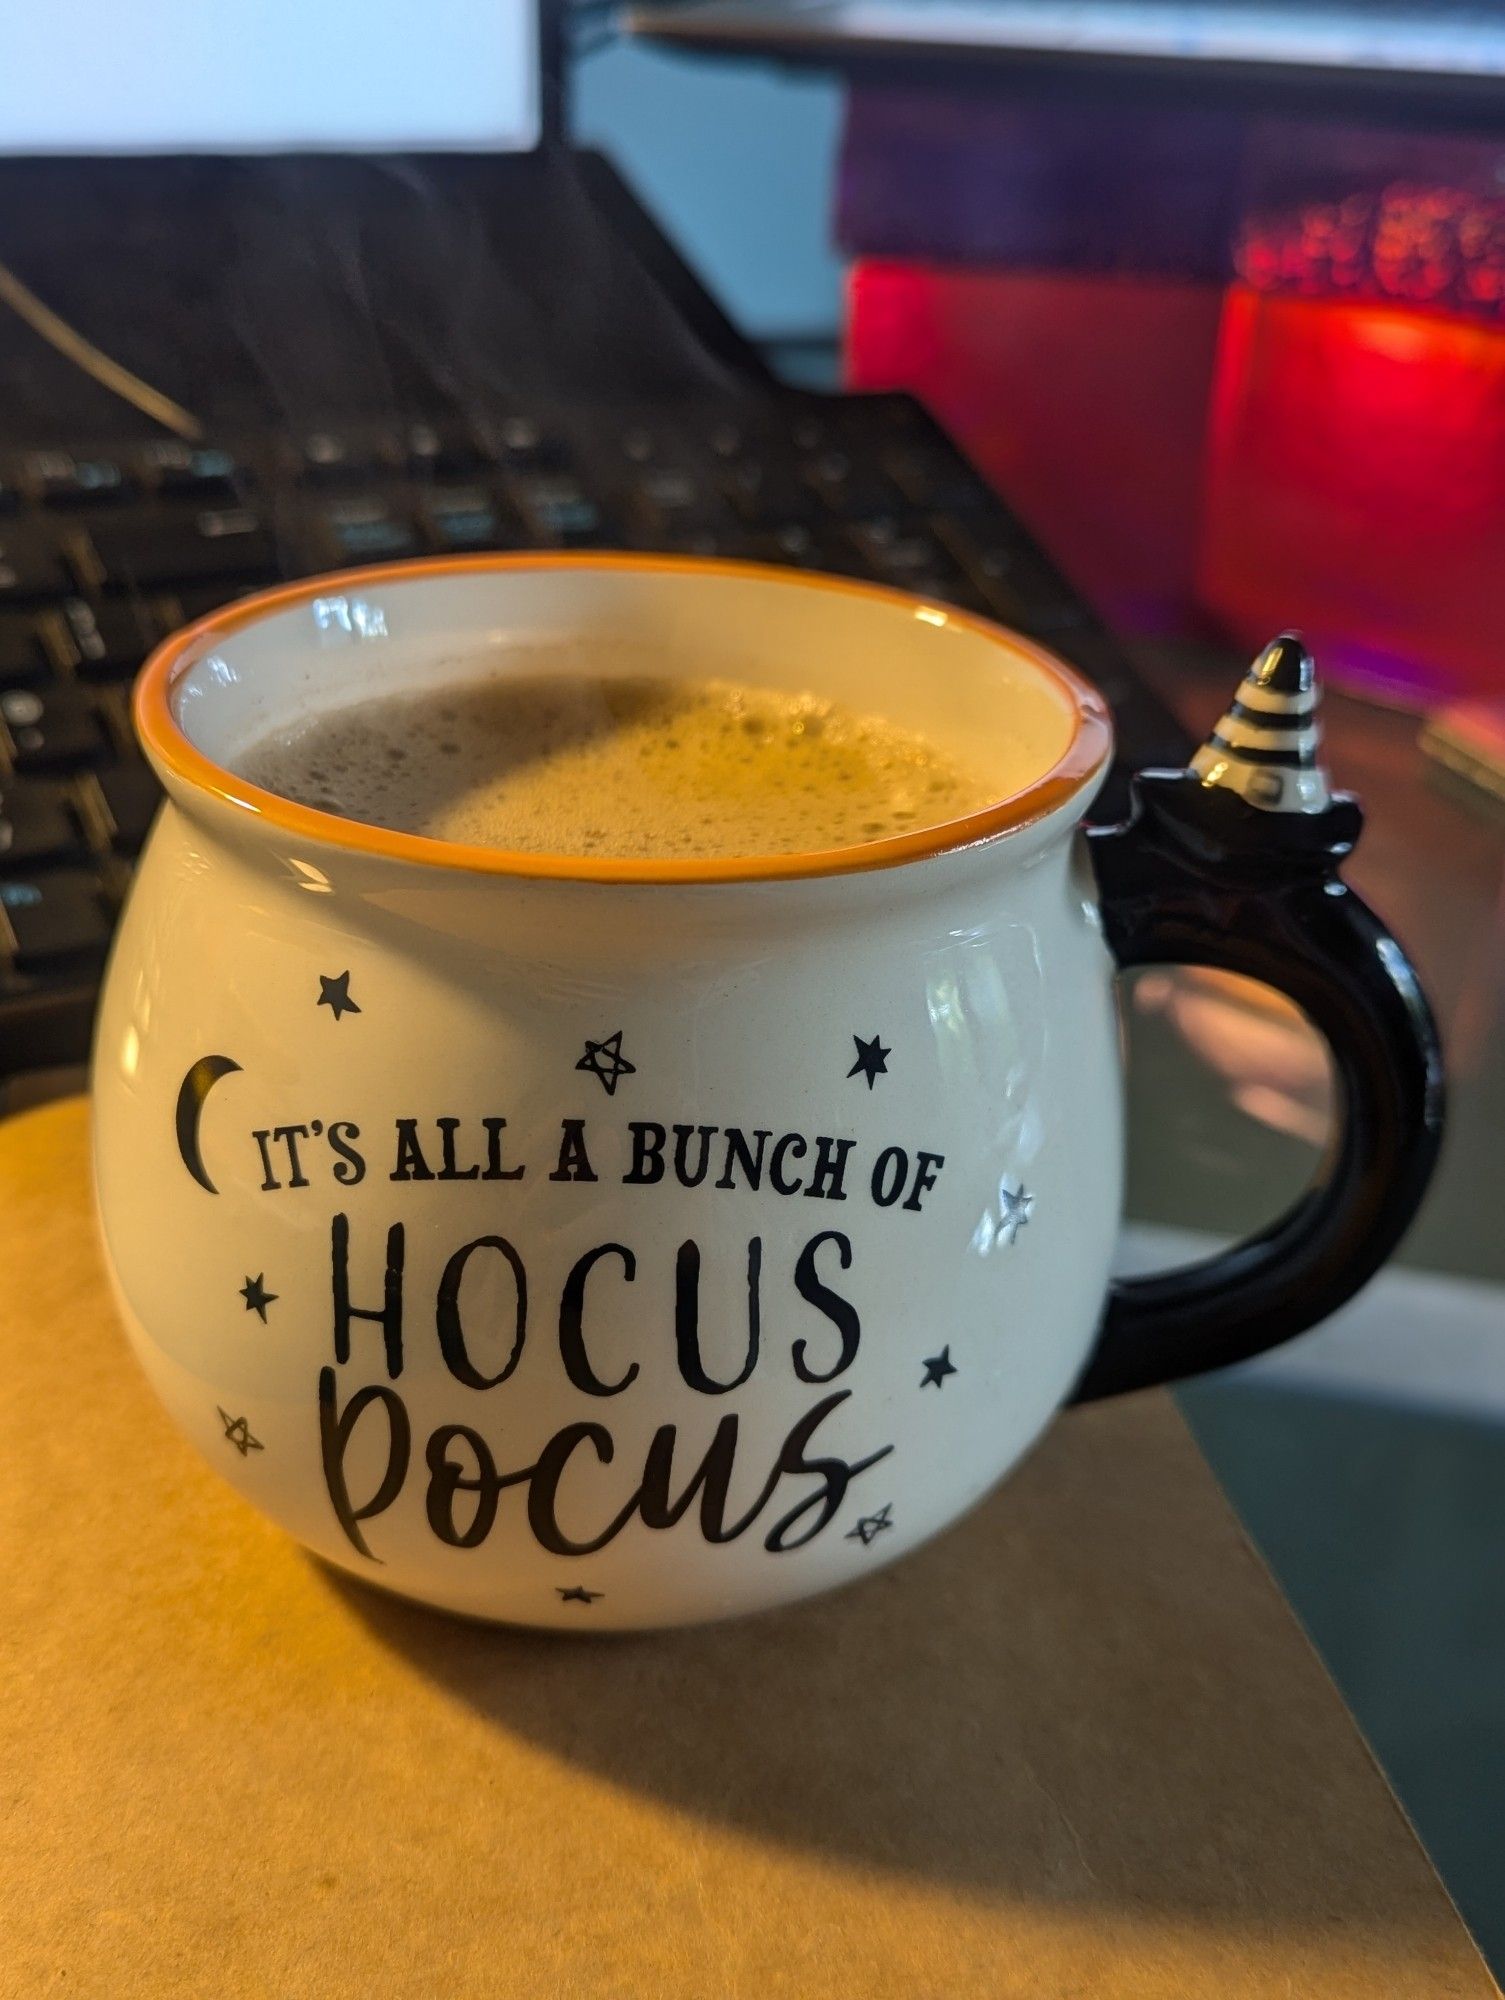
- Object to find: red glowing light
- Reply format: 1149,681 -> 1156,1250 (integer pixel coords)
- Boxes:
1199,285 -> 1505,702
846,259 -> 1222,632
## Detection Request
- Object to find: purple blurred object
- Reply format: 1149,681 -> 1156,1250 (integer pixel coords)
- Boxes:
837,88 -> 1244,277
839,89 -> 1505,317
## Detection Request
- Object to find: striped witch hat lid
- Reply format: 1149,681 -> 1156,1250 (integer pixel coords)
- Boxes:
1190,632 -> 1331,814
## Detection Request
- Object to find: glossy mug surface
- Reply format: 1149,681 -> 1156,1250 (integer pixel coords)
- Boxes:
92,555 -> 1441,1630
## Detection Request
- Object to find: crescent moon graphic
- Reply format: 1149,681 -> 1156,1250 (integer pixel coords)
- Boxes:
174,1055 -> 243,1194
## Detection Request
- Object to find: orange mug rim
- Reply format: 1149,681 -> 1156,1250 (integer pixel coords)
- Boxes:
133,551 -> 1116,886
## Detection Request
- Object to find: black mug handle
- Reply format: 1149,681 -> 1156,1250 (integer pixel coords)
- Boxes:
1070,635 -> 1445,1404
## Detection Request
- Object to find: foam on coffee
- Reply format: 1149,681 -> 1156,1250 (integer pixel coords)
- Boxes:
238,668 -> 998,861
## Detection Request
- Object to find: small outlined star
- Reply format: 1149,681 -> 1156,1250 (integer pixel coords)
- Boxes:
317,971 -> 360,1021
998,1180 -> 1035,1245
576,1030 -> 635,1096
240,1273 -> 277,1321
846,1502 -> 894,1548
557,1586 -> 603,1605
846,1033 -> 890,1089
217,1407 -> 263,1456
920,1347 -> 957,1389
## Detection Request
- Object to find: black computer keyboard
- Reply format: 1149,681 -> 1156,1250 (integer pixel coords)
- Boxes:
0,391 -> 1185,1083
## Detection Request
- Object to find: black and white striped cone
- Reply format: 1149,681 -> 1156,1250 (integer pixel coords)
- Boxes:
1190,632 -> 1331,814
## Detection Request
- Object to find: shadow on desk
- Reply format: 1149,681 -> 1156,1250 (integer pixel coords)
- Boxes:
318,1395 -> 1450,1938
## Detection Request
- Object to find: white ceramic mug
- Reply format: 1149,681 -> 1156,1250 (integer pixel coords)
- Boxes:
93,555 -> 1442,1629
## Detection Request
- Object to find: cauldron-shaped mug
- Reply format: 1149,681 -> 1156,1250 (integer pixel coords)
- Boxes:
93,555 -> 1442,1628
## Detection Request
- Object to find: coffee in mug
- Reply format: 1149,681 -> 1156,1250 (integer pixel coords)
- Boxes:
237,667 -> 1000,860
94,555 -> 1442,1630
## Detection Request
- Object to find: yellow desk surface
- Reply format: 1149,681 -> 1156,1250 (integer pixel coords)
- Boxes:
0,1097 -> 1494,1999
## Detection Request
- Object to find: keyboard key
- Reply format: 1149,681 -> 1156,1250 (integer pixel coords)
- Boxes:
802,449 -> 905,522
0,685 -> 107,771
844,519 -> 967,595
615,426 -> 713,473
751,523 -> 818,567
136,442 -> 240,501
507,473 -> 607,547
930,516 -> 1019,592
95,763 -> 162,853
634,467 -> 704,513
0,616 -> 49,690
491,417 -> 572,472
0,528 -> 69,603
750,523 -> 861,572
298,429 -> 396,485
885,441 -> 997,514
719,461 -> 821,527
707,421 -> 748,460
24,451 -> 131,507
623,467 -> 729,545
0,778 -> 86,866
790,414 -> 833,454
651,527 -> 757,560
79,508 -> 280,591
405,423 -> 488,481
617,426 -> 660,465
59,598 -> 161,681
311,496 -> 420,566
417,486 -> 515,553
0,868 -> 112,970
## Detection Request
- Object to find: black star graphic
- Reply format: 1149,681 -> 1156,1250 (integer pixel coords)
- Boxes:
846,1502 -> 894,1548
217,1407 -> 264,1456
317,971 -> 361,1021
576,1030 -> 635,1097
557,1586 -> 603,1605
240,1273 -> 277,1321
847,1033 -> 890,1089
920,1347 -> 957,1389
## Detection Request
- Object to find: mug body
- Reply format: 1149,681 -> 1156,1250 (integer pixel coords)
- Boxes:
93,556 -> 1119,1629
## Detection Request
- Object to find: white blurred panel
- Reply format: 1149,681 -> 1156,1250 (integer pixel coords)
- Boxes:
0,0 -> 539,153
